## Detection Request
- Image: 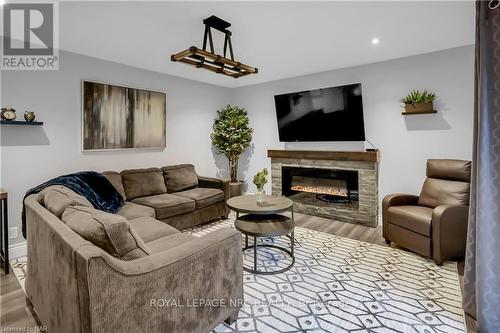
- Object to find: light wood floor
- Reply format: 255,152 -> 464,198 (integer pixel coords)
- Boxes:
1,213 -> 477,332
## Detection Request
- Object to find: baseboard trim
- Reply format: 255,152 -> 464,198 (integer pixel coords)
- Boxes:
9,242 -> 27,259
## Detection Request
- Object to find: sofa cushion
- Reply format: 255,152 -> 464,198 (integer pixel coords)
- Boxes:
129,216 -> 179,243
388,205 -> 433,237
102,171 -> 126,200
146,233 -> 196,254
173,188 -> 224,209
121,168 -> 167,200
418,178 -> 470,208
38,185 -> 93,218
62,206 -> 150,260
131,193 -> 195,219
117,202 -> 156,220
162,164 -> 198,193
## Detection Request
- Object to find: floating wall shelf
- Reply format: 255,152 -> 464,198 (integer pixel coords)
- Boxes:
0,120 -> 44,125
401,110 -> 437,115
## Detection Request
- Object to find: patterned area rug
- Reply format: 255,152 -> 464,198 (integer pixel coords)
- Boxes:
187,215 -> 466,333
10,256 -> 27,292
11,214 -> 465,333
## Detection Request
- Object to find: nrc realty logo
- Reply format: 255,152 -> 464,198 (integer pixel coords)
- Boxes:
2,2 -> 59,70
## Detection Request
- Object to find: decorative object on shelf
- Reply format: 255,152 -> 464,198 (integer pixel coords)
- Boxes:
1,107 -> 16,121
82,81 -> 166,151
253,168 -> 268,204
400,89 -> 438,115
171,15 -> 258,78
24,111 -> 36,122
211,105 -> 253,197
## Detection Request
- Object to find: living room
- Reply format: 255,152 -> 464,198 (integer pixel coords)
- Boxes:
1,1 -> 498,332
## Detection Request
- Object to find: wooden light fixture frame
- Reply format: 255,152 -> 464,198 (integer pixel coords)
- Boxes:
171,16 -> 258,78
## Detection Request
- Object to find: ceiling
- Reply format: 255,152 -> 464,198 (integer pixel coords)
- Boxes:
59,1 -> 475,88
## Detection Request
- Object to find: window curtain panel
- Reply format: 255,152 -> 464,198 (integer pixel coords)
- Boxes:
462,1 -> 500,331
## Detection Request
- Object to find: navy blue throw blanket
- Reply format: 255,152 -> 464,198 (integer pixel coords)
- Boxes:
22,171 -> 124,238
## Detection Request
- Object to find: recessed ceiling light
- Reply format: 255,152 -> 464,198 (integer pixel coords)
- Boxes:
372,38 -> 380,45
0,0 -> 5,6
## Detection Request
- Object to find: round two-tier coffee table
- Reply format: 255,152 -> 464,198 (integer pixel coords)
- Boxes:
226,195 -> 295,275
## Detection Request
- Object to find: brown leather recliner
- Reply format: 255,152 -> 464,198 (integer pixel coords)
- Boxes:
383,159 -> 471,265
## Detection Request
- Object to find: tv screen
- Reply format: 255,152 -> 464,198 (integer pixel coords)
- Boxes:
274,83 -> 365,142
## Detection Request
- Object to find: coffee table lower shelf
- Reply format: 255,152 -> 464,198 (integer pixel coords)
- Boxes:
235,213 -> 295,275
241,234 -> 295,275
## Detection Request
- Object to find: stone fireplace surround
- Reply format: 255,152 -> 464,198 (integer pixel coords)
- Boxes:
268,150 -> 379,227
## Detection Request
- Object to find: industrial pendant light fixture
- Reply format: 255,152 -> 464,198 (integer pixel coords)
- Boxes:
171,15 -> 258,78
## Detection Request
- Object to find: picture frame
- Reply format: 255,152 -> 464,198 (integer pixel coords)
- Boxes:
81,80 -> 166,151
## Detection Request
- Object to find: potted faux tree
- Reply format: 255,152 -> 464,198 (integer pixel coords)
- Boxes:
211,105 -> 253,197
401,89 -> 437,113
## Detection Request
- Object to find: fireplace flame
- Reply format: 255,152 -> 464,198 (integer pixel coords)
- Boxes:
290,185 -> 348,197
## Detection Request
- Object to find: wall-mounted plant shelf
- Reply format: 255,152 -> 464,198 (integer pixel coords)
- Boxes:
401,110 -> 437,115
0,120 -> 44,125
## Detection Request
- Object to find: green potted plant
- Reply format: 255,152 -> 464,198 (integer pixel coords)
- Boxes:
253,168 -> 268,203
211,105 -> 253,197
400,89 -> 437,113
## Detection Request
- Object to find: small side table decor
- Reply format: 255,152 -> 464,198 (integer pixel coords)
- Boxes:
253,168 -> 268,204
24,111 -> 36,122
1,107 -> 16,121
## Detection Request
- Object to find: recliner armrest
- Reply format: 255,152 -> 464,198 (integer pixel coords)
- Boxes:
431,204 -> 469,265
382,193 -> 419,223
382,194 -> 420,240
383,193 -> 419,208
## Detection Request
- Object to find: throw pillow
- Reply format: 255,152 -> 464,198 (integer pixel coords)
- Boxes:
162,164 -> 199,193
38,185 -> 93,218
62,206 -> 150,260
121,168 -> 167,200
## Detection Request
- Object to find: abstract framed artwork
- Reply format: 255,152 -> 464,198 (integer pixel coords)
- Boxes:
82,80 -> 166,151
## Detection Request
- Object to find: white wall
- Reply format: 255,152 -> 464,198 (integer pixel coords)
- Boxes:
0,46 -> 475,253
229,46 -> 475,200
1,50 -> 229,247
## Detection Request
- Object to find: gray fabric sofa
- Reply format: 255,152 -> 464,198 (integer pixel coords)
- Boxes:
104,164 -> 230,230
24,164 -> 243,333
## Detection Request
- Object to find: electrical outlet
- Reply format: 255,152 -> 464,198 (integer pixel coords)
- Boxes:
9,227 -> 18,240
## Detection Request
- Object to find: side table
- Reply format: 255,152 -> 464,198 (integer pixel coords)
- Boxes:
0,189 -> 8,274
227,195 -> 295,274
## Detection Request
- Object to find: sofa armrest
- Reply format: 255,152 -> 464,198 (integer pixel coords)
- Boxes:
198,175 -> 230,216
76,228 -> 243,333
431,204 -> 469,265
198,176 -> 229,196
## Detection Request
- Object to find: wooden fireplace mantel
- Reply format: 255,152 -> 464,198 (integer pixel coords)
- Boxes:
267,150 -> 379,163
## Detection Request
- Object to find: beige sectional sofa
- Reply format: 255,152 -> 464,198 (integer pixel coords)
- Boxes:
24,164 -> 243,333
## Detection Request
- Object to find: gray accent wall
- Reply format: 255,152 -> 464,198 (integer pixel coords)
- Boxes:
229,46 -> 474,204
1,50 -> 229,247
1,45 -> 474,251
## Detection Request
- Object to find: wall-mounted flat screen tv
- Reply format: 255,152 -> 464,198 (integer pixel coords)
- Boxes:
274,83 -> 365,142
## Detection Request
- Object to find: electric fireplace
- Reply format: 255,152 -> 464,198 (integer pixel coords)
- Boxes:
269,149 -> 379,226
282,166 -> 359,205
